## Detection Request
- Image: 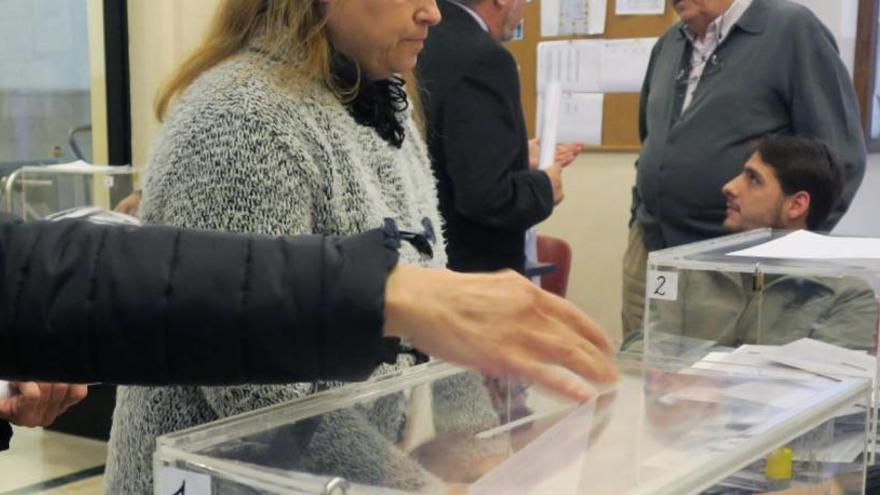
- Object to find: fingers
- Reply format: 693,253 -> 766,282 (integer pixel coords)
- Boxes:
60,385 -> 88,414
526,331 -> 616,385
9,382 -> 43,427
3,383 -> 83,428
509,358 -> 592,402
42,384 -> 69,425
554,142 -> 583,168
538,290 -> 615,356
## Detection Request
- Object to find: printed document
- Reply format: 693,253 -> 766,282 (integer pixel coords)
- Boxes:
616,0 -> 665,15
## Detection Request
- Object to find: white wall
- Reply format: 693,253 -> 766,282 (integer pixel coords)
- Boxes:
833,155 -> 880,237
536,153 -> 636,345
791,0 -> 858,77
127,0 -> 219,166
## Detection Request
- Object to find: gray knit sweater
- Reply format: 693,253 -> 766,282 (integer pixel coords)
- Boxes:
105,51 -> 482,493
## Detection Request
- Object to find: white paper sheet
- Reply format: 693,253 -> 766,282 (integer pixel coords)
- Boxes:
537,38 -> 656,94
541,0 -> 561,37
792,431 -> 866,463
687,351 -> 822,381
761,338 -> 876,380
0,380 -> 12,400
538,82 -> 563,170
43,161 -> 123,173
615,0 -> 665,15
559,93 -> 603,144
536,92 -> 604,146
584,0 -> 608,35
541,0 -> 607,37
537,40 -> 602,93
728,230 -> 880,259
723,381 -> 819,409
599,38 -> 656,92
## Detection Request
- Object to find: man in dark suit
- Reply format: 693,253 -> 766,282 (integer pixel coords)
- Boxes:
418,0 -> 578,273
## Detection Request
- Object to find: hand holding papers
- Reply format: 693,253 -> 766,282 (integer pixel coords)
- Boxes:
536,84 -> 603,146
538,82 -> 563,171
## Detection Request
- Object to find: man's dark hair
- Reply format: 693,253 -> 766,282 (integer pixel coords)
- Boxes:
756,135 -> 843,230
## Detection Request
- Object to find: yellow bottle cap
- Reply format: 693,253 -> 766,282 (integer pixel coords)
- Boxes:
765,447 -> 793,480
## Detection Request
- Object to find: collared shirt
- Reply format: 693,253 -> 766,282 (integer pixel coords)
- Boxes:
680,0 -> 753,112
447,0 -> 490,32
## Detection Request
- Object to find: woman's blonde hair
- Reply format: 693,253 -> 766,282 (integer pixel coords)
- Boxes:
155,0 -> 337,121
155,0 -> 427,136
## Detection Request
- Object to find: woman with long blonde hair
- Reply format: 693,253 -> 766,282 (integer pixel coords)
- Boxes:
105,0 -> 458,491
103,0 -> 617,491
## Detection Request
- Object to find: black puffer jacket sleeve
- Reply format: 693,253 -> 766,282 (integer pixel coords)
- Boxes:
0,419 -> 10,451
0,215 -> 401,385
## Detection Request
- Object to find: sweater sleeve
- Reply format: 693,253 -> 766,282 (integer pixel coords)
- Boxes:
787,11 -> 866,230
0,215 -> 399,385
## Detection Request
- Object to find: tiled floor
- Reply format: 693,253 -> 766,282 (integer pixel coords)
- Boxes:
0,427 -> 106,494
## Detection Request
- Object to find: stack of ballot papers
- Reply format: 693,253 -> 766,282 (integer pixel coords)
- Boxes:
689,338 -> 876,381
679,338 -> 875,464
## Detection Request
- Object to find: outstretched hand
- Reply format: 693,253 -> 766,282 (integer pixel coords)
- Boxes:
0,382 -> 88,428
528,139 -> 584,170
384,266 -> 617,402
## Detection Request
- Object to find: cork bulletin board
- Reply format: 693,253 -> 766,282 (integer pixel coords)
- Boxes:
504,0 -> 678,151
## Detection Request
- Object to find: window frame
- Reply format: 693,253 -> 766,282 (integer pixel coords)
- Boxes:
855,0 -> 880,152
102,0 -> 131,165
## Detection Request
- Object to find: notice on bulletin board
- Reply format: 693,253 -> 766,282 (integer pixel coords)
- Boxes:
615,0 -> 666,15
541,0 -> 607,37
537,38 -> 656,94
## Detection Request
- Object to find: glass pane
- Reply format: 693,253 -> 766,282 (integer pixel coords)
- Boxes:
0,0 -> 93,179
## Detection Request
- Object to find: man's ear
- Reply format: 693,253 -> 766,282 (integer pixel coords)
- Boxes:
785,191 -> 811,224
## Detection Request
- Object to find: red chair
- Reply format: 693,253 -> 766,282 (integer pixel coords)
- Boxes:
537,235 -> 572,298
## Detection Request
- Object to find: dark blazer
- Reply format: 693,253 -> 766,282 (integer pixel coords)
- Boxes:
0,216 -> 403,387
418,0 -> 553,273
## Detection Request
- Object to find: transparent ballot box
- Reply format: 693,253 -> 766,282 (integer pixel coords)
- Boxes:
2,163 -> 136,220
154,358 -> 870,494
632,229 -> 880,464
636,229 -> 880,359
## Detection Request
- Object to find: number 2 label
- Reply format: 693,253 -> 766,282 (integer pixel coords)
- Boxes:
648,270 -> 678,301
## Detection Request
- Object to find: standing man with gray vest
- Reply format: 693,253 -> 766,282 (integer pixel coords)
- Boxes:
622,0 -> 866,339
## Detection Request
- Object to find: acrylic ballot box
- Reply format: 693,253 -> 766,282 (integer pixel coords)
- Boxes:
637,229 -> 880,358
632,229 -> 880,470
2,163 -> 136,220
154,357 -> 870,494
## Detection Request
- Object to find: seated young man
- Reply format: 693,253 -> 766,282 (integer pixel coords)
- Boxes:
624,135 -> 878,353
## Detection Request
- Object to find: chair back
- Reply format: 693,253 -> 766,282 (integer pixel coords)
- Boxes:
537,235 -> 572,298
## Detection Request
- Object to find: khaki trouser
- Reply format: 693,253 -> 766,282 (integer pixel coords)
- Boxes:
621,223 -> 649,342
